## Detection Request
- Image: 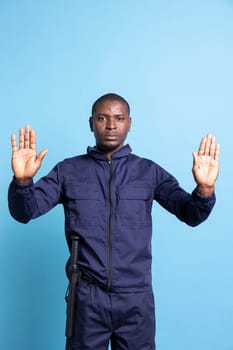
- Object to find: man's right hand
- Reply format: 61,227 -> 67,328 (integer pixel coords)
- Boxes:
11,125 -> 48,185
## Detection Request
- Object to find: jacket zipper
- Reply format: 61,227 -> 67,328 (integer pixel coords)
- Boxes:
107,159 -> 113,291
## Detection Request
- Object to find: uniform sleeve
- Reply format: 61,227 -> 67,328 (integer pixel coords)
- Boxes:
153,165 -> 216,227
8,165 -> 62,223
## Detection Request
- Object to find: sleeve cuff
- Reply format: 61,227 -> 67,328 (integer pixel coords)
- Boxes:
13,176 -> 34,187
192,188 -> 216,202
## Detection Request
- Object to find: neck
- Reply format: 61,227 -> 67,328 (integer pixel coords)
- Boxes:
97,144 -> 124,159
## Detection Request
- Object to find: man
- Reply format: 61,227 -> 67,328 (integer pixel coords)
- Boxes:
8,93 -> 220,350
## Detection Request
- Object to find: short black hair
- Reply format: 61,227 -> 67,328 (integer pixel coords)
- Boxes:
91,93 -> 130,116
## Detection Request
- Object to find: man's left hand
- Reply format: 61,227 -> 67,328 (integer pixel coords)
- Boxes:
192,134 -> 220,197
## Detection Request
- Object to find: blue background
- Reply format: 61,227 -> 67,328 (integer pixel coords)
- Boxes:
0,0 -> 232,349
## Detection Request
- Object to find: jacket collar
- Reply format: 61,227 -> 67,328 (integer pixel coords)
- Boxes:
87,144 -> 132,160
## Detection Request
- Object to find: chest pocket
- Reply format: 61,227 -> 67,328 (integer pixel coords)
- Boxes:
64,183 -> 103,228
117,183 -> 153,228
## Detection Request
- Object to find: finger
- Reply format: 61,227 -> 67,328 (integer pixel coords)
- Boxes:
24,125 -> 31,149
11,134 -> 18,152
30,128 -> 36,150
214,143 -> 220,162
197,135 -> 207,156
19,128 -> 25,149
204,133 -> 212,155
209,135 -> 216,158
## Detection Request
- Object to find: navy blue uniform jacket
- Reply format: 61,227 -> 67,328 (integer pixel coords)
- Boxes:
8,145 -> 216,292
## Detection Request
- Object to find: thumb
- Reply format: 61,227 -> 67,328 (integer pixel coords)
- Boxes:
192,151 -> 199,171
37,149 -> 48,163
192,151 -> 197,165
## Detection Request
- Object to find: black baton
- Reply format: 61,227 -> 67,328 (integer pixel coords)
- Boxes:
65,235 -> 80,338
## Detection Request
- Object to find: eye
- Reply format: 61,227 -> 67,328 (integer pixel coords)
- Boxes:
96,115 -> 107,122
116,116 -> 125,122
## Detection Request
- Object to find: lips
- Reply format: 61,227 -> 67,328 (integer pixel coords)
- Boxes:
104,134 -> 119,139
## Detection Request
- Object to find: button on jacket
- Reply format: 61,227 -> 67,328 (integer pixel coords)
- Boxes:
8,145 -> 216,292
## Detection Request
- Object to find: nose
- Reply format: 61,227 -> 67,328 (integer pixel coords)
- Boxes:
106,117 -> 117,129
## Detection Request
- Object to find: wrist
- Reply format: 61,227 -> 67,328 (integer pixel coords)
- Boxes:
196,184 -> 215,197
15,176 -> 33,185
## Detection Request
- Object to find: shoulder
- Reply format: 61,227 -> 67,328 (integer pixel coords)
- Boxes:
129,153 -> 176,180
53,154 -> 91,177
129,153 -> 159,168
58,153 -> 89,166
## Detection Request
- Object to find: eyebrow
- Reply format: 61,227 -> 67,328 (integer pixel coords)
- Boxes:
94,113 -> 126,118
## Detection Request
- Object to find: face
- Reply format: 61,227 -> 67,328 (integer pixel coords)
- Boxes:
89,99 -> 131,158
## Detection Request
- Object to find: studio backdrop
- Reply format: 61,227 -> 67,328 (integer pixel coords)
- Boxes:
0,1 -> 232,349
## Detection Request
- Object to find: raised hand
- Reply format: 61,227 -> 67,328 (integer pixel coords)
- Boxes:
11,125 -> 48,185
192,134 -> 220,196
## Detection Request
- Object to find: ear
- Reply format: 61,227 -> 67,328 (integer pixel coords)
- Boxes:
128,117 -> 132,132
89,116 -> 94,132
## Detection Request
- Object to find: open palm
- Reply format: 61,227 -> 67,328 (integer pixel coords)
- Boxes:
192,134 -> 220,189
11,125 -> 48,184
